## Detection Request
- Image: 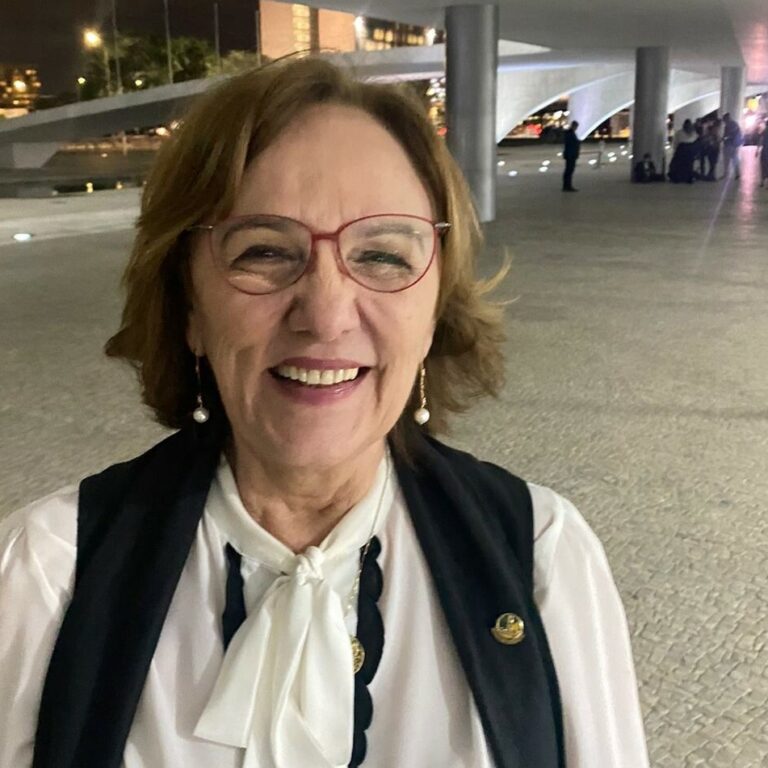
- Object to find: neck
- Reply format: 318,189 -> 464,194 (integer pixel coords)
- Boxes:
226,437 -> 387,553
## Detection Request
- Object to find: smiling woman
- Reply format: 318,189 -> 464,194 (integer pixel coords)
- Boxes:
0,57 -> 648,768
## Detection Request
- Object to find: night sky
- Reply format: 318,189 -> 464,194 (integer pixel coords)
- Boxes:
1,0 -> 258,94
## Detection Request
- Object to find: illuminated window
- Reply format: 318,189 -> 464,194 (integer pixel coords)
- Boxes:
373,28 -> 384,41
385,30 -> 393,42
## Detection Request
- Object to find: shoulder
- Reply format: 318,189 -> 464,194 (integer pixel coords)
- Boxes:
0,486 -> 79,595
526,482 -> 612,600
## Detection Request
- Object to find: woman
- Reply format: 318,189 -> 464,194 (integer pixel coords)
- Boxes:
0,58 -> 649,768
668,118 -> 698,183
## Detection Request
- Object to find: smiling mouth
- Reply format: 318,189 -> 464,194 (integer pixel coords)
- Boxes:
270,365 -> 369,387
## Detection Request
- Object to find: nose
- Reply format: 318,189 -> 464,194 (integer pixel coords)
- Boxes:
285,239 -> 361,343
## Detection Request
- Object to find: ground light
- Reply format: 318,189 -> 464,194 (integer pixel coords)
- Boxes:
497,160 -> 506,167
13,233 -> 33,242
507,170 -> 518,177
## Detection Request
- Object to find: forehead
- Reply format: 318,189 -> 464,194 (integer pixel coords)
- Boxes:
230,104 -> 433,225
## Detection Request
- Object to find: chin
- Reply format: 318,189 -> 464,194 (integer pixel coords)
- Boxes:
251,416 -> 377,471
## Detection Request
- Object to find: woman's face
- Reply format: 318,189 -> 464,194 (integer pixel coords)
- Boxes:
187,104 -> 440,470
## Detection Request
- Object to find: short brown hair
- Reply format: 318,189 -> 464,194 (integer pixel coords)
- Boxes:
106,56 -> 506,457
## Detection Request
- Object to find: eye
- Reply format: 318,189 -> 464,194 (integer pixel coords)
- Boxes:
230,245 -> 301,267
353,249 -> 413,270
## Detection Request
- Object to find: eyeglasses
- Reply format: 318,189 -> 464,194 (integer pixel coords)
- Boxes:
188,213 -> 451,295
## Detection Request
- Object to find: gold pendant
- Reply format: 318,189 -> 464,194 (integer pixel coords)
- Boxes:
350,635 -> 366,674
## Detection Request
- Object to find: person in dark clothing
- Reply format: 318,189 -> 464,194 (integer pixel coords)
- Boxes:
757,119 -> 768,188
632,153 -> 664,183
668,119 -> 698,183
562,121 -> 581,191
701,120 -> 721,181
694,119 -> 706,178
722,113 -> 743,180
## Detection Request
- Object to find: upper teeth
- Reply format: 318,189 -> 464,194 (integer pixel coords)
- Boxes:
276,365 -> 360,385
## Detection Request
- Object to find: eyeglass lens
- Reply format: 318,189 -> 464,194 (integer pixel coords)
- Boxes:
213,215 -> 435,294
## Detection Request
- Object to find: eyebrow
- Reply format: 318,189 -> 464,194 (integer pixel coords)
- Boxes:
220,218 -> 297,245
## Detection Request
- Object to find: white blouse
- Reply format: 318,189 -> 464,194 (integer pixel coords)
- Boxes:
0,459 -> 649,768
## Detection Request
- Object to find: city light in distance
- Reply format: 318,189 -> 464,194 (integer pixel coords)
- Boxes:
83,29 -> 103,48
12,79 -> 27,92
77,77 -> 86,85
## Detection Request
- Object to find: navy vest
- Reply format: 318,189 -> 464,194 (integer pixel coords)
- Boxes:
33,428 -> 565,768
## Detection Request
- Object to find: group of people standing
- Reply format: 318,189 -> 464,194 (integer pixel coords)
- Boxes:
667,113 -> 757,184
561,113 -> 768,190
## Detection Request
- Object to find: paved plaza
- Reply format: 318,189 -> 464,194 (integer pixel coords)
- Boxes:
1,146 -> 767,765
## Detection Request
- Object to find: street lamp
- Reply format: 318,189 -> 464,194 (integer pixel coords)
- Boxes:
83,28 -> 112,96
76,76 -> 86,101
134,78 -> 144,88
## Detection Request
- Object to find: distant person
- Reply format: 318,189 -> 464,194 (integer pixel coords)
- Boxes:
633,153 -> 664,183
721,113 -> 743,180
757,119 -> 768,188
701,119 -> 722,181
668,119 -> 698,183
694,119 -> 706,178
562,120 -> 581,191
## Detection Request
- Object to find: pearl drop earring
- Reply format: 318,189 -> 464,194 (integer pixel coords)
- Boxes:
413,364 -> 430,425
192,356 -> 210,424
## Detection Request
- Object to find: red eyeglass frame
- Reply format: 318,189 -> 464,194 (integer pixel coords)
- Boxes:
187,213 -> 452,295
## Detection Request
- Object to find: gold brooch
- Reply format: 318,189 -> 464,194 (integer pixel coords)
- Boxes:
350,635 -> 366,674
491,613 -> 525,645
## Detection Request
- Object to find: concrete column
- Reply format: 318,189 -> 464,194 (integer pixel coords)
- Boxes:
720,66 -> 745,122
631,47 -> 670,178
445,4 -> 498,222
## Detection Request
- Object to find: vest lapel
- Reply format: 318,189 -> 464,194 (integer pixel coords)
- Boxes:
393,437 -> 563,768
33,428 -> 221,768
